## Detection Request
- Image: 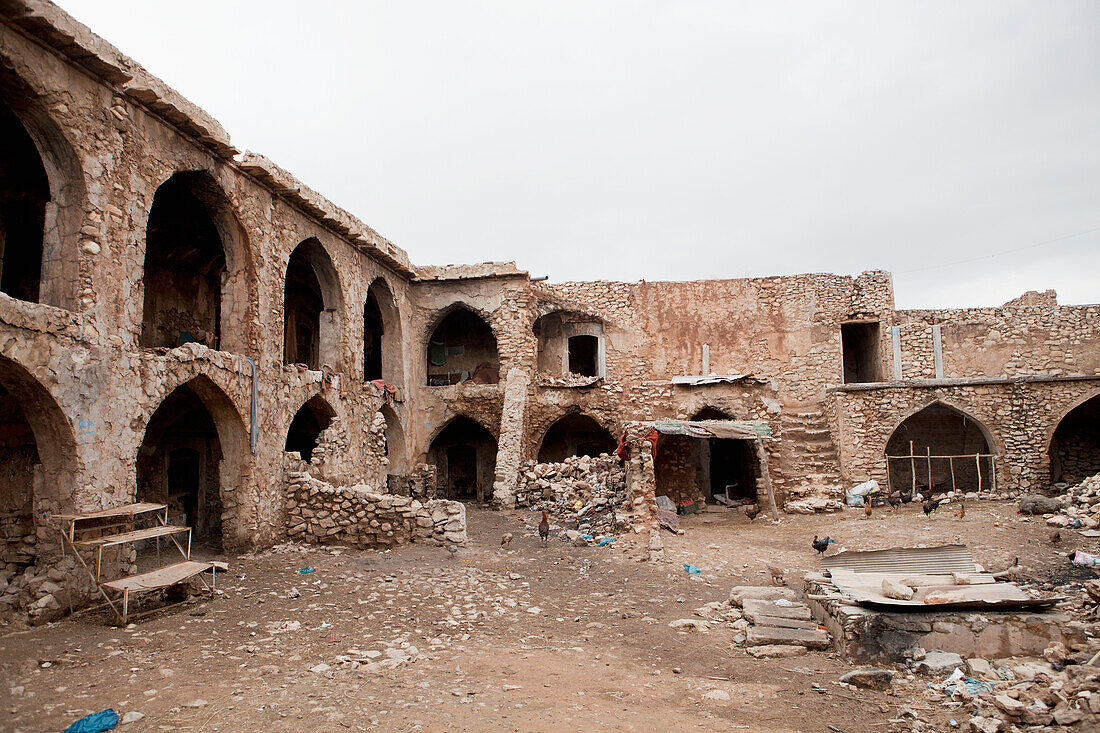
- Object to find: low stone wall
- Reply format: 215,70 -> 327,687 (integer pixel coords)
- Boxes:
285,470 -> 467,548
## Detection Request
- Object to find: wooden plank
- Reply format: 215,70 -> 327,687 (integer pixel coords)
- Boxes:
55,503 -> 167,522
101,561 -> 211,592
74,525 -> 190,548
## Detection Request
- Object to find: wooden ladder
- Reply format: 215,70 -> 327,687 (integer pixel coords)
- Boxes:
52,503 -> 215,624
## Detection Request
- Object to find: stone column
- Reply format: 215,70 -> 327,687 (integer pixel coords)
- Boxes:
491,367 -> 530,507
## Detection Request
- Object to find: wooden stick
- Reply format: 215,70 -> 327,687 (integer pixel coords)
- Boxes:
910,441 -> 916,495
926,447 -> 932,493
949,456 -> 956,494
976,453 -> 982,494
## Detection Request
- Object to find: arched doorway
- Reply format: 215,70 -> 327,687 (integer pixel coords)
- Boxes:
428,417 -> 497,502
0,358 -> 78,568
1050,394 -> 1100,484
378,404 -> 406,492
426,306 -> 499,385
886,402 -> 993,494
140,172 -> 249,352
537,413 -> 615,463
285,395 -> 335,462
685,406 -> 758,503
137,380 -> 239,547
284,238 -> 342,370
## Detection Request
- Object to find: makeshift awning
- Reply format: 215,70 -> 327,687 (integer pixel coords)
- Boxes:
625,419 -> 773,441
670,374 -> 766,387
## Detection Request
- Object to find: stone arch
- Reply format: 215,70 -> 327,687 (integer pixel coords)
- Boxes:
139,171 -> 253,353
1048,389 -> 1100,484
884,400 -> 996,494
0,355 -> 80,566
532,310 -> 605,377
537,412 -> 616,463
691,405 -> 735,421
285,394 -> 336,463
0,63 -> 85,310
136,375 -> 249,548
425,303 -> 500,386
364,277 -> 403,384
284,238 -> 343,370
427,415 -> 498,502
378,403 -> 407,479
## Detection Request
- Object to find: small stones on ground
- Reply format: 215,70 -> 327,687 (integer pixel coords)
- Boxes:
668,618 -> 711,632
121,711 -> 145,724
702,689 -> 731,701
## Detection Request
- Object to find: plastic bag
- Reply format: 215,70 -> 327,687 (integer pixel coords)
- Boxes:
845,480 -> 879,507
65,709 -> 119,733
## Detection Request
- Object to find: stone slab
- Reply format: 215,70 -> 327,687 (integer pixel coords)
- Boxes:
750,614 -> 819,630
743,598 -> 812,622
730,586 -> 797,606
747,625 -> 829,650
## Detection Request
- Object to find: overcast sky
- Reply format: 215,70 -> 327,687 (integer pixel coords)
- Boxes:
60,1 -> 1099,308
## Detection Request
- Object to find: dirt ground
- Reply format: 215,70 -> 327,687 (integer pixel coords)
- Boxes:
2,501 -> 1097,732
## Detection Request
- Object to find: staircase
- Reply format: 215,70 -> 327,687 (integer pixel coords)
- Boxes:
777,408 -> 845,502
53,503 -> 215,624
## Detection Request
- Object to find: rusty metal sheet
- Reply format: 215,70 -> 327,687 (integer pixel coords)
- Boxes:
822,544 -> 975,575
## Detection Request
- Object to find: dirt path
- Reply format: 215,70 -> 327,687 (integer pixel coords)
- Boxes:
2,502 -> 1094,732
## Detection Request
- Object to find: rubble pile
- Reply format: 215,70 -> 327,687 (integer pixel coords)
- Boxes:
1041,473 -> 1100,530
514,454 -> 630,537
0,554 -> 94,626
285,471 -> 467,548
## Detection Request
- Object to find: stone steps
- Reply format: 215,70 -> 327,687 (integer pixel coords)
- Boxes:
733,589 -> 832,651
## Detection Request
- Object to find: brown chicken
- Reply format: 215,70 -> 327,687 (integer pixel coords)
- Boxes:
500,532 -> 513,549
538,511 -> 550,546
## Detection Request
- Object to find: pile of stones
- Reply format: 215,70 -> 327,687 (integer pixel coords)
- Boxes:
0,553 -> 92,626
514,454 -> 629,536
1023,473 -> 1100,529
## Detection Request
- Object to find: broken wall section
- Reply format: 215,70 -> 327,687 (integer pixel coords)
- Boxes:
284,470 -> 466,549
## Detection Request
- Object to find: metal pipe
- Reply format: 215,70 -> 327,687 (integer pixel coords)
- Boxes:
530,275 -> 549,282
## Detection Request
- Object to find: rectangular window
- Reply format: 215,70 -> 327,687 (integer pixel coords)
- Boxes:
841,322 -> 880,384
567,335 -> 599,377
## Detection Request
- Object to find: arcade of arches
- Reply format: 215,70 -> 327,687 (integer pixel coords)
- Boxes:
886,403 -> 993,494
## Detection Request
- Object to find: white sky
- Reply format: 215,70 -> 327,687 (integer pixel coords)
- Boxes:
58,1 -> 1100,308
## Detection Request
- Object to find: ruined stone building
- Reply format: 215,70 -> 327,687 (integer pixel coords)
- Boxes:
1,1 -> 1098,619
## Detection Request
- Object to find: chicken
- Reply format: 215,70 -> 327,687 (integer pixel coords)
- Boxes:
923,497 -> 945,516
500,532 -> 513,550
954,501 -> 966,519
863,500 -> 873,518
1050,530 -> 1062,544
886,494 -> 901,512
812,535 -> 836,555
446,544 -> 458,559
993,557 -> 1023,581
538,511 -> 550,546
744,503 -> 761,521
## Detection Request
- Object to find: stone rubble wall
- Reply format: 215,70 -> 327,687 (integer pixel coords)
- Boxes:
284,469 -> 467,549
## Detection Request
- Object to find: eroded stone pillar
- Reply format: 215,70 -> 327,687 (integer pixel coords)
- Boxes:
491,367 -> 530,507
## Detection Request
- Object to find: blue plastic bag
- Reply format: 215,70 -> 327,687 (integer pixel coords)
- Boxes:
298,566 -> 315,574
683,564 -> 702,574
597,537 -> 615,546
65,709 -> 119,733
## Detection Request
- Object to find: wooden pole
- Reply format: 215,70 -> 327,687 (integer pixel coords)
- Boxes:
910,441 -> 917,495
976,453 -> 982,494
991,456 -> 996,496
926,447 -> 932,494
754,439 -> 779,520
885,455 -> 893,495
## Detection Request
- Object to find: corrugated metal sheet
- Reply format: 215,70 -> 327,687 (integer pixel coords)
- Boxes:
827,569 -> 1063,611
822,544 -> 976,574
624,419 -> 773,441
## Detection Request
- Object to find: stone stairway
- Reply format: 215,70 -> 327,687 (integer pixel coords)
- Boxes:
777,407 -> 844,502
730,586 -> 830,657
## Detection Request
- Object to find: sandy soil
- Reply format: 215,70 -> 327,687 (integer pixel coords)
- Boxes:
2,501 -> 1096,732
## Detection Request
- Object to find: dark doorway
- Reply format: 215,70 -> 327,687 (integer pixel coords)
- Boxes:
0,100 -> 49,303
1050,395 -> 1100,484
285,396 -> 335,462
0,382 -> 40,568
426,308 -> 499,385
841,322 -> 881,384
537,413 -> 615,463
364,289 -> 383,381
137,384 -> 224,545
140,173 -> 227,349
706,439 -> 758,501
886,403 -> 992,494
567,335 -> 599,377
428,417 -> 497,502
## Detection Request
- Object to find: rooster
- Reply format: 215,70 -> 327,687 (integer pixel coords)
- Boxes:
538,511 -> 550,546
885,494 -> 901,512
812,535 -> 836,555
923,497 -> 945,516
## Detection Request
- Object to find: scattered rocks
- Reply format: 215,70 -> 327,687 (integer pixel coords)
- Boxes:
914,650 -> 964,676
838,668 -> 894,690
701,689 -> 731,701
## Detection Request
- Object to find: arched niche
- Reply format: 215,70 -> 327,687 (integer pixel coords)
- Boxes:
285,394 -> 336,463
378,403 -> 406,488
0,68 -> 84,310
140,171 -> 252,353
427,416 -> 497,501
1049,392 -> 1100,484
537,413 -> 615,463
426,305 -> 499,386
885,401 -> 994,494
284,238 -> 343,370
364,277 -> 402,384
533,311 -> 604,377
136,376 -> 249,549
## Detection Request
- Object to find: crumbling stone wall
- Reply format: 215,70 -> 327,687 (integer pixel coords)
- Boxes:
284,469 -> 467,548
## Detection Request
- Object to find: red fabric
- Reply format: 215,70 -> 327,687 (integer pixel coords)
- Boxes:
615,428 -> 659,460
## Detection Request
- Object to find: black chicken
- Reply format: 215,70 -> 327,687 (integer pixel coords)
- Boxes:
886,494 -> 901,512
812,535 -> 836,555
923,497 -> 945,516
